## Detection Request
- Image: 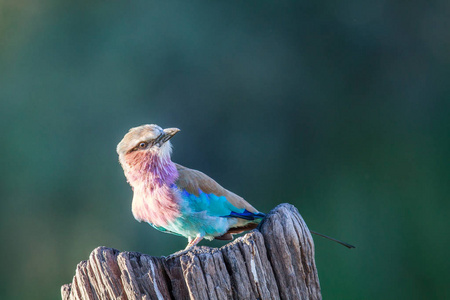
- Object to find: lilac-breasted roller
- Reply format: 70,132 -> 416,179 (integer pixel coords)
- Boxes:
117,124 -> 266,249
117,124 -> 355,250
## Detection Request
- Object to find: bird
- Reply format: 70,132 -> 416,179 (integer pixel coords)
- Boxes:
117,124 -> 266,249
117,124 -> 355,250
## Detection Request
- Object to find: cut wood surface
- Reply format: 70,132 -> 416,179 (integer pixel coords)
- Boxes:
61,203 -> 322,300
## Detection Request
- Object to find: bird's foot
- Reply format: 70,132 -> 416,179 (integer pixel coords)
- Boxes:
185,235 -> 204,250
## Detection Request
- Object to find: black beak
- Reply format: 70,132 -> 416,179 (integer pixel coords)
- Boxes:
155,128 -> 180,145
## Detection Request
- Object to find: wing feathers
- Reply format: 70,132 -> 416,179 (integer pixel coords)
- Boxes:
224,209 -> 266,220
175,164 -> 260,214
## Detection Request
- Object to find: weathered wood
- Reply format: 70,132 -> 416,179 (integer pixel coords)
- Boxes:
62,203 -> 322,300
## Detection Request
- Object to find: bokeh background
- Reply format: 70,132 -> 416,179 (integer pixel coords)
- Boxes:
1,1 -> 449,299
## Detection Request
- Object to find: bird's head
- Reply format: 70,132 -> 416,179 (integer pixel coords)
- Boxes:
117,124 -> 180,171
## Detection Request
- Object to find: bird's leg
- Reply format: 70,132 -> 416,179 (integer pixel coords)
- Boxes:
185,234 -> 204,250
190,236 -> 204,247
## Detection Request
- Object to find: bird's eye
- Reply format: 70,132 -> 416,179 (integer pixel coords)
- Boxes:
138,142 -> 147,149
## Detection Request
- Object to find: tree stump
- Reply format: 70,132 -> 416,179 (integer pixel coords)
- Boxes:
61,203 -> 322,300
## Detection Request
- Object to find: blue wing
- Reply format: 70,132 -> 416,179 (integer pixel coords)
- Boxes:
226,209 -> 266,220
175,164 -> 265,217
180,189 -> 265,220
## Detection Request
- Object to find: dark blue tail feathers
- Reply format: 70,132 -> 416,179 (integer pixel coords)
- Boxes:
223,210 -> 266,220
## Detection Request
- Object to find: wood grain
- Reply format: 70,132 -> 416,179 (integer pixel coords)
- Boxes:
62,203 -> 322,300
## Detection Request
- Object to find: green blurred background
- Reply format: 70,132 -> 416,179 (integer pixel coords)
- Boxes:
1,1 -> 449,299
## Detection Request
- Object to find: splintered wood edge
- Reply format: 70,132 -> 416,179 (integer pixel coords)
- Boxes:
259,203 -> 321,299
